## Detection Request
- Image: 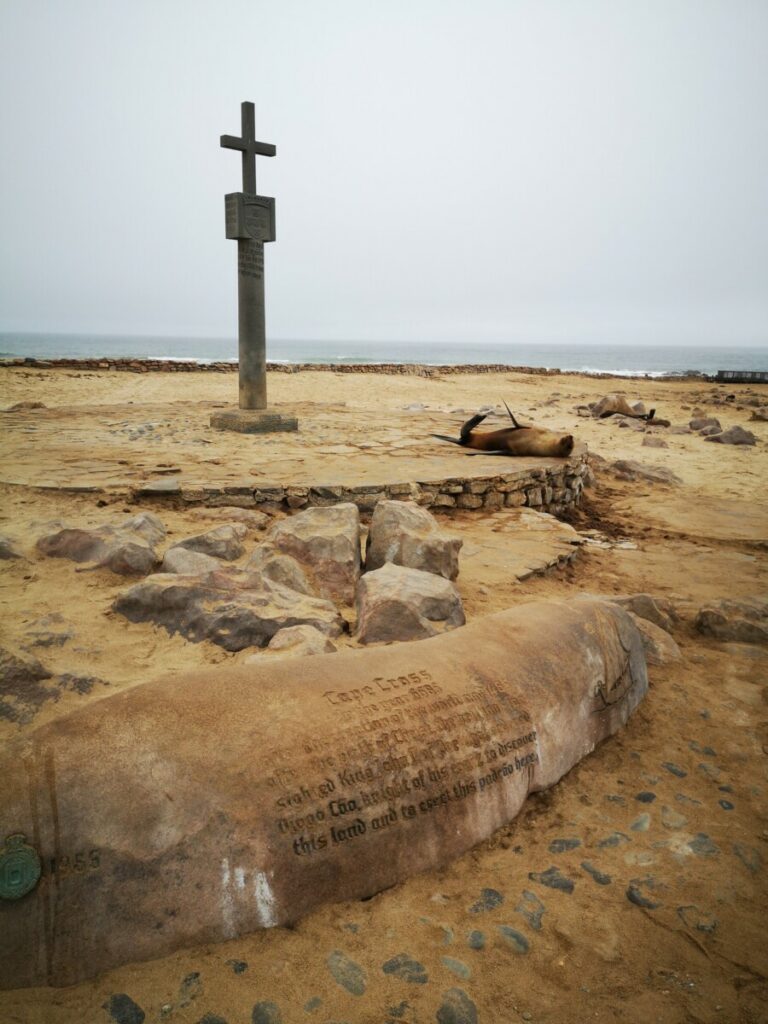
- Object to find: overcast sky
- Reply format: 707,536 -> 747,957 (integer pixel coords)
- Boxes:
1,0 -> 766,347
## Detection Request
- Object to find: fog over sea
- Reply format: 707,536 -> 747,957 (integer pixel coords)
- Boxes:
1,333 -> 766,377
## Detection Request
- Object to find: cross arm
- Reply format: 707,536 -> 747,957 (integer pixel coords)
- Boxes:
220,135 -> 276,157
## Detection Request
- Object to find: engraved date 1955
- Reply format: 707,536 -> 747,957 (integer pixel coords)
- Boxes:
45,850 -> 101,876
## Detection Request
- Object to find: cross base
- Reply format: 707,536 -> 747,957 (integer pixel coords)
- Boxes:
210,409 -> 299,434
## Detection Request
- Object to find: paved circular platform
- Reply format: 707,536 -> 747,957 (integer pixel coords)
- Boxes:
1,399 -> 587,513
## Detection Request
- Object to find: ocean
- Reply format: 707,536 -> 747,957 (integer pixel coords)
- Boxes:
1,333 -> 766,377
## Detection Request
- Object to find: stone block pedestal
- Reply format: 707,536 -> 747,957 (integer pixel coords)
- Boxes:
210,408 -> 298,433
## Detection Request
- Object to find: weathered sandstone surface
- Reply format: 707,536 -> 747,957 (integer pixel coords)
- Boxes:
365,500 -> 462,579
0,597 -> 647,989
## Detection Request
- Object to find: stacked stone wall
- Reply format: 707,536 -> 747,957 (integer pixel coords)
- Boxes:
0,357 -> 703,381
133,452 -> 589,518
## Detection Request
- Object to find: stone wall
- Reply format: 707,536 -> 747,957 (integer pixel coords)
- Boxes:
0,356 -> 692,380
135,451 -> 589,518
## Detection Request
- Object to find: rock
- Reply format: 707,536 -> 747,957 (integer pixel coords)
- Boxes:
162,547 -> 222,575
437,988 -> 478,1024
704,425 -> 757,445
627,614 -> 682,666
203,508 -> 271,530
699,424 -> 722,437
246,547 -> 316,596
365,500 -> 462,580
266,504 -> 361,604
5,400 -> 46,411
610,594 -> 675,633
103,993 -> 145,1024
0,597 -> 647,987
327,951 -> 366,996
641,436 -> 667,448
382,953 -> 428,984
265,625 -> 337,657
36,513 -> 166,576
610,460 -> 682,485
695,598 -> 768,645
176,524 -> 248,560
0,534 -> 23,559
355,563 -> 465,644
749,408 -> 768,422
114,569 -> 344,651
690,416 -> 721,431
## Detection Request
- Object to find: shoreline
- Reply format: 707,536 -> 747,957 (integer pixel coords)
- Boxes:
0,355 -> 733,381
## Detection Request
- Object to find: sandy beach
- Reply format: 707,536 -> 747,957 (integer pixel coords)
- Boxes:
1,365 -> 766,1024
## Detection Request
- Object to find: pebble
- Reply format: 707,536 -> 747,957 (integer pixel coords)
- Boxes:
178,972 -> 202,1007
103,994 -> 145,1024
662,762 -> 688,778
515,889 -> 545,929
661,806 -> 688,829
635,791 -> 656,804
527,866 -> 574,893
630,813 -> 651,832
626,885 -> 661,910
598,832 -> 631,848
733,843 -> 762,873
442,956 -> 471,980
498,926 -> 531,953
436,988 -> 478,1024
382,953 -> 429,984
251,1004 -> 281,1024
719,799 -> 735,811
580,861 -> 612,886
677,905 -> 718,934
387,1002 -> 410,1020
467,930 -> 485,951
327,951 -> 366,996
303,997 -> 322,1013
688,833 -> 719,857
469,887 -> 504,913
548,837 -> 581,853
225,959 -> 248,974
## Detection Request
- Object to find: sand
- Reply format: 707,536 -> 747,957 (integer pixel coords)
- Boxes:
0,366 -> 766,1023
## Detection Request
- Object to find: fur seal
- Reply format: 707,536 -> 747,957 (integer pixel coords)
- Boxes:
432,403 -> 575,457
592,394 -> 656,421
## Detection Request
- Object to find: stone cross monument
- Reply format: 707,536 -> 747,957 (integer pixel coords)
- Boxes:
210,101 -> 298,433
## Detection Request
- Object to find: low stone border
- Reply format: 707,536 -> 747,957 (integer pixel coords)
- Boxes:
0,356 -> 706,380
132,452 -> 589,517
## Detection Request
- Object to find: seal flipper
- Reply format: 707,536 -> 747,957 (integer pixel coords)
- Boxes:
644,408 -> 656,421
503,401 -> 524,430
431,434 -> 463,446
459,413 -> 488,444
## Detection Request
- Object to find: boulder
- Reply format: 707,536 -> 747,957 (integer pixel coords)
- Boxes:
202,508 -> 271,531
245,546 -> 316,596
610,594 -> 675,633
365,500 -> 462,580
0,534 -> 23,560
161,547 -> 222,575
749,408 -> 768,422
175,524 -> 247,560
0,598 -> 647,988
266,624 -> 337,657
695,598 -> 768,645
690,417 -> 720,431
704,426 -> 757,446
627,613 -> 682,666
641,436 -> 668,448
699,424 -> 723,437
36,513 -> 166,576
267,504 -> 361,604
113,569 -> 344,651
610,460 -> 682,485
355,563 -> 465,644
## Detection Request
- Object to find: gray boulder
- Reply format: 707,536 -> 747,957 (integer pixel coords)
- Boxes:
355,563 -> 465,644
267,503 -> 361,604
627,613 -> 681,666
246,546 -> 316,595
695,598 -> 768,645
175,523 -> 247,560
610,460 -> 682,485
690,416 -> 720,431
113,568 -> 344,652
365,500 -> 462,580
161,547 -> 222,575
704,426 -> 757,446
266,624 -> 337,657
0,534 -> 23,560
610,594 -> 676,633
36,513 -> 166,576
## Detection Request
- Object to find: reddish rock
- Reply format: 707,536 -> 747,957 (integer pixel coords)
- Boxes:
365,500 -> 462,580
704,425 -> 757,446
36,513 -> 166,576
267,504 -> 361,604
695,598 -> 768,645
0,598 -> 647,988
265,624 -> 338,657
176,524 -> 248,560
355,563 -> 465,644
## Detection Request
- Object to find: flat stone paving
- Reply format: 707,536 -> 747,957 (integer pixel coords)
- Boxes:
0,399 -> 584,498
